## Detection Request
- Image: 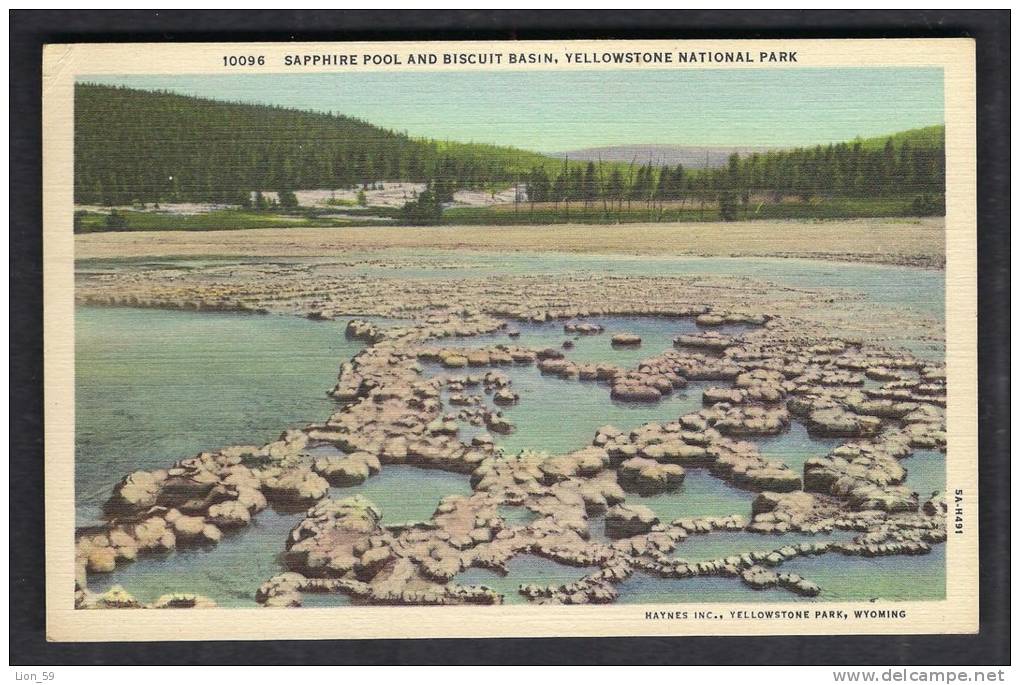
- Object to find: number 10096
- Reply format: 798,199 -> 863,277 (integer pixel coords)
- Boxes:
222,55 -> 265,67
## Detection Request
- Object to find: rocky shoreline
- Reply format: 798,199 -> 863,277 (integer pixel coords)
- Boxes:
75,280 -> 948,608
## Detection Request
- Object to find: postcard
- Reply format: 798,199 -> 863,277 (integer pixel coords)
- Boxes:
42,38 -> 977,641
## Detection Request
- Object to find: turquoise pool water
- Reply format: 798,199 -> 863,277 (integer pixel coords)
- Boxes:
618,573 -> 804,604
672,530 -> 858,562
79,250 -> 945,322
757,422 -> 843,475
75,307 -> 372,525
633,470 -> 757,523
75,246 -> 946,607
438,316 -> 749,368
618,544 -> 945,604
86,504 -> 301,607
902,449 -> 946,499
426,359 -> 712,457
453,555 -> 598,605
335,465 -> 475,525
85,463 -> 473,607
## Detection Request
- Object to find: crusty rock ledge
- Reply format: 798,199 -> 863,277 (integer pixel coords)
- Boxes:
74,273 -> 946,608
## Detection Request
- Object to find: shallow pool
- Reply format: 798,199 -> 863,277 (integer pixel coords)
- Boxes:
618,573 -> 803,604
85,462 -> 475,607
780,544 -> 945,601
901,449 -> 946,499
75,307 -> 373,525
439,315 -> 750,368
333,464 -> 475,525
453,554 -> 598,604
672,530 -> 858,562
618,544 -> 945,604
757,421 -> 843,475
632,470 -> 757,523
86,504 -> 302,607
478,365 -> 710,457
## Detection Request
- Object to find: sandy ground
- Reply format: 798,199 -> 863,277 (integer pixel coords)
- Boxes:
75,184 -> 522,216
75,202 -> 238,215
295,184 -> 521,208
74,217 -> 944,267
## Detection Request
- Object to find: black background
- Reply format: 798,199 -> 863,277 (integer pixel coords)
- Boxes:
10,9 -> 1010,666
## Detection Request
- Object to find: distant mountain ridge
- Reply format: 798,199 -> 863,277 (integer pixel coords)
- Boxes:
551,145 -> 778,168
552,126 -> 945,168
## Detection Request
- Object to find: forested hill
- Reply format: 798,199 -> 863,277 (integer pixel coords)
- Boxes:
75,83 -> 945,212
695,125 -> 945,200
858,125 -> 945,151
74,83 -> 557,205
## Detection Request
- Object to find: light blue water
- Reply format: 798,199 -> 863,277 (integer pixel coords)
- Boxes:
672,530 -> 858,562
86,505 -> 302,607
75,307 -> 369,525
75,249 -> 946,607
453,555 -> 598,605
79,250 -> 946,321
757,422 -> 843,475
780,545 -> 945,601
618,544 -> 945,603
460,364 -> 710,457
902,449 -> 946,499
85,463 -> 473,607
335,465 -> 475,525
634,470 -> 757,523
438,316 -> 749,368
361,250 -> 945,322
498,505 -> 540,527
618,573 -> 803,604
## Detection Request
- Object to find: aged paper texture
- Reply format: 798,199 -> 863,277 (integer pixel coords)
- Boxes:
43,38 -> 977,641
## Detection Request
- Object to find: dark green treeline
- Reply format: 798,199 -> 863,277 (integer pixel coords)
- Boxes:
74,83 -> 558,205
75,83 -> 945,213
526,128 -> 945,207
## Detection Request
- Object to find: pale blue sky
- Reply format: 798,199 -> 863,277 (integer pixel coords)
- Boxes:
84,68 -> 944,153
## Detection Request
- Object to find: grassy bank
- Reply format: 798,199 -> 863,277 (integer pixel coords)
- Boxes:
443,197 -> 928,226
73,207 -> 395,233
76,195 -> 939,233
